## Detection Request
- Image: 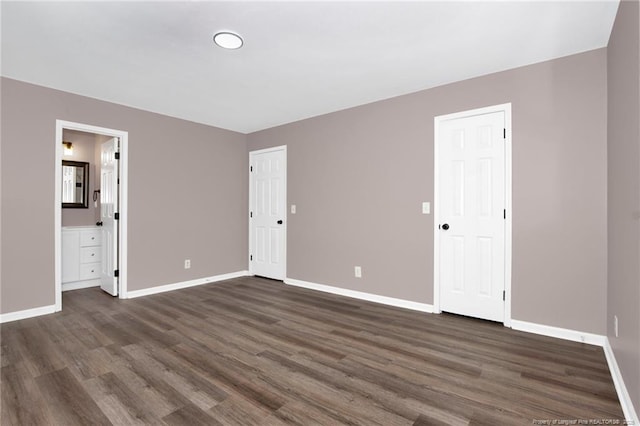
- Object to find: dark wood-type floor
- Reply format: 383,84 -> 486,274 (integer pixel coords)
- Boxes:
1,276 -> 624,425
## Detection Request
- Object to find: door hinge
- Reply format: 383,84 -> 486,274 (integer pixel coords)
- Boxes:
503,209 -> 506,219
114,212 -> 120,220
115,152 -> 120,160
250,255 -> 253,261
114,269 -> 119,277
250,211 -> 253,218
250,166 -> 253,172
503,290 -> 505,301
503,128 -> 506,139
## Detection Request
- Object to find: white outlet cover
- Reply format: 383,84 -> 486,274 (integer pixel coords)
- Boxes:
291,204 -> 296,214
354,266 -> 362,278
422,202 -> 430,214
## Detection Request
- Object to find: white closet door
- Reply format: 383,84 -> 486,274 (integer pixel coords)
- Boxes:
438,111 -> 506,322
250,147 -> 286,280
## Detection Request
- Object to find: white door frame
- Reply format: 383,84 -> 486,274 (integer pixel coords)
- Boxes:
433,103 -> 512,327
248,145 -> 287,278
55,120 -> 129,311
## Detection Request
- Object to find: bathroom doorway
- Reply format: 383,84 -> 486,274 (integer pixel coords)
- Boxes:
55,120 -> 129,311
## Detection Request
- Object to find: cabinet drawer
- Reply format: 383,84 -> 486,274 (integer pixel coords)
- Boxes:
80,246 -> 101,264
80,263 -> 101,280
80,230 -> 102,247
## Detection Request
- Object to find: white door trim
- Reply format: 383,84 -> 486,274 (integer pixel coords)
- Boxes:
433,103 -> 512,327
248,145 -> 287,278
55,120 -> 129,311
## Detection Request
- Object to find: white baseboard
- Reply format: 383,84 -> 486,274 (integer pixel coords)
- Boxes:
509,320 -> 639,421
281,281 -> 636,421
62,279 -> 100,292
284,277 -> 433,313
603,338 -> 640,424
510,319 -> 606,346
126,271 -> 249,299
0,304 -> 57,324
0,274 -> 636,422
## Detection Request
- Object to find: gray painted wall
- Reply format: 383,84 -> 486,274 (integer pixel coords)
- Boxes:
248,49 -> 608,334
0,78 -> 248,313
607,0 -> 640,412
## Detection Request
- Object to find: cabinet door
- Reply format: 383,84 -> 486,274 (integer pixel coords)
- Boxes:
62,230 -> 80,283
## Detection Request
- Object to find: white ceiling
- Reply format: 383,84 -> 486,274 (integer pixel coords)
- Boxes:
1,1 -> 619,134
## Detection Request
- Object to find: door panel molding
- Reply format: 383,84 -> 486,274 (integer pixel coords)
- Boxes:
433,103 -> 512,326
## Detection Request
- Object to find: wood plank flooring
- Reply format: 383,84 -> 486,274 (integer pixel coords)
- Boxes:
1,276 -> 624,425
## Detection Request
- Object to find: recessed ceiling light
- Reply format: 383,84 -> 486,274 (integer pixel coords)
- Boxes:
213,32 -> 243,50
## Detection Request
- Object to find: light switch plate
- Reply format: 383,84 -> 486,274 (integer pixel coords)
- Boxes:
422,202 -> 430,214
291,204 -> 297,214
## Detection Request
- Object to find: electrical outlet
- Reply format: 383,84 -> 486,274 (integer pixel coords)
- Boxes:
614,315 -> 619,337
291,204 -> 297,214
184,259 -> 191,269
354,266 -> 362,278
422,202 -> 430,214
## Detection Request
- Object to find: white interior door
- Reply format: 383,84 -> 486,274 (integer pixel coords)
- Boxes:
438,111 -> 506,322
100,138 -> 119,296
250,147 -> 286,280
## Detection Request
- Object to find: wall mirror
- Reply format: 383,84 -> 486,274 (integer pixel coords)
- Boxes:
62,160 -> 89,208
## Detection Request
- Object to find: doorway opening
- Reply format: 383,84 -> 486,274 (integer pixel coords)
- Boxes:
433,103 -> 512,326
55,120 -> 128,311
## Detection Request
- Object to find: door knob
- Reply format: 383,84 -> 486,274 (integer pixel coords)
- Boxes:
277,220 -> 283,225
441,223 -> 450,230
